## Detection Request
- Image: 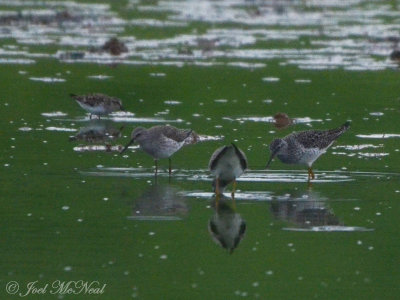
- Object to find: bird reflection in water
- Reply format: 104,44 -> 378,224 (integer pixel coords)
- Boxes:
69,120 -> 124,152
270,189 -> 340,230
208,195 -> 246,254
128,182 -> 188,221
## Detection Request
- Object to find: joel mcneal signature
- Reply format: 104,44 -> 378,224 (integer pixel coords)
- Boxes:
6,280 -> 106,296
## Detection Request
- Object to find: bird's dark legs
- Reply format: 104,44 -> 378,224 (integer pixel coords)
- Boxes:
168,158 -> 172,175
215,177 -> 220,195
154,172 -> 158,184
154,159 -> 158,175
90,114 -> 92,120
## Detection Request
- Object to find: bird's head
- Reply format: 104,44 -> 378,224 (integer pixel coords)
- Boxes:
266,138 -> 286,168
120,127 -> 146,154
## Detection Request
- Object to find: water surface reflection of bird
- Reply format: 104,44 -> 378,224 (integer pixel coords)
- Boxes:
69,120 -> 123,144
120,125 -> 193,175
208,195 -> 246,254
128,183 -> 188,221
270,190 -> 340,230
266,122 -> 350,181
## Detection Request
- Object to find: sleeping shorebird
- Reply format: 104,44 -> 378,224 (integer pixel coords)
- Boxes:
70,93 -> 124,119
209,143 -> 248,197
120,125 -> 193,175
266,121 -> 350,181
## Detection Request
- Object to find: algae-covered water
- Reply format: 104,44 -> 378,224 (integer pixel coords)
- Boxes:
1,0 -> 400,299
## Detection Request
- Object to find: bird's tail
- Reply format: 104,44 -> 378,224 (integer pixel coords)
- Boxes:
69,93 -> 77,99
342,121 -> 351,130
331,121 -> 351,138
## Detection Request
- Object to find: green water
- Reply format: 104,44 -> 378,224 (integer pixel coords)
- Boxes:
2,0 -> 400,299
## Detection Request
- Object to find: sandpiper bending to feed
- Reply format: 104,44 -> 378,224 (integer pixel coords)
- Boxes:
266,121 -> 350,181
120,125 -> 193,175
70,93 -> 124,119
209,143 -> 248,197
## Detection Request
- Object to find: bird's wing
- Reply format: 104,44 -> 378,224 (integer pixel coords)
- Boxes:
294,125 -> 348,149
231,143 -> 248,170
162,126 -> 193,143
71,94 -> 107,106
209,146 -> 229,171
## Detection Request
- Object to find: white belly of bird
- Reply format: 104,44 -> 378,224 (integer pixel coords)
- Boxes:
298,148 -> 325,167
77,102 -> 107,115
213,151 -> 244,181
143,137 -> 184,159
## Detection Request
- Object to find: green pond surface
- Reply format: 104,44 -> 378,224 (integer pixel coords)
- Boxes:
1,0 -> 400,299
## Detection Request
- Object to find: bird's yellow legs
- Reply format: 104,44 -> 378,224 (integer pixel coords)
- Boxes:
231,179 -> 237,210
214,178 -> 238,211
231,179 -> 237,197
215,177 -> 221,209
308,167 -> 315,181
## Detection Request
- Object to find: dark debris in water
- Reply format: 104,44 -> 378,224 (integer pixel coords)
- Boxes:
101,38 -> 128,56
390,50 -> 400,62
273,113 -> 293,130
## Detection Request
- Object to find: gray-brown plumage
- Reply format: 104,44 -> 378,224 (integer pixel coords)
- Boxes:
70,93 -> 124,119
120,125 -> 193,175
266,121 -> 350,181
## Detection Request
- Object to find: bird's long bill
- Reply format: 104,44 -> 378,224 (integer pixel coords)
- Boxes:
265,151 -> 277,169
120,138 -> 134,154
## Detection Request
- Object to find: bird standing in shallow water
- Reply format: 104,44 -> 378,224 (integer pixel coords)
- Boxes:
70,93 -> 124,119
209,143 -> 248,198
266,122 -> 350,181
120,125 -> 193,175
